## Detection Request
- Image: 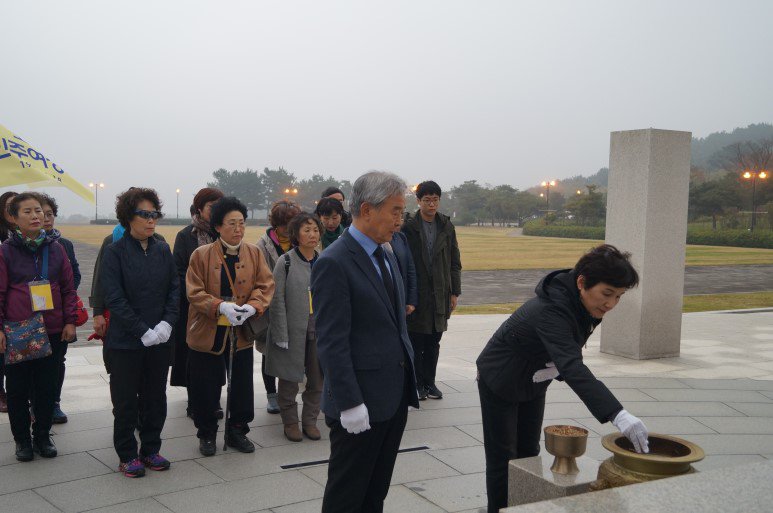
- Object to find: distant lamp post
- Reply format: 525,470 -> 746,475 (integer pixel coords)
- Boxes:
540,180 -> 557,210
576,189 -> 582,195
742,170 -> 768,231
88,182 -> 105,222
176,188 -> 181,219
284,187 -> 299,201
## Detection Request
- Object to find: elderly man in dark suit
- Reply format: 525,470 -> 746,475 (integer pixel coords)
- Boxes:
311,171 -> 420,513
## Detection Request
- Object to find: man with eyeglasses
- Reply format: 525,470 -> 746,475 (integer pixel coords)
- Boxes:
401,181 -> 462,400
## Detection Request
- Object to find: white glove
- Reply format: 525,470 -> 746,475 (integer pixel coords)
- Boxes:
532,362 -> 559,383
240,304 -> 257,319
153,321 -> 172,343
612,409 -> 650,454
219,302 -> 246,326
274,339 -> 289,349
340,403 -> 371,434
141,328 -> 162,347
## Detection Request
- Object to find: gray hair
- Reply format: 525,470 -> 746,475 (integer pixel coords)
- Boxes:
350,171 -> 408,217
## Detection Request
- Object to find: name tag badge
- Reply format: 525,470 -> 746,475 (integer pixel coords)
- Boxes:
308,288 -> 313,315
28,280 -> 54,312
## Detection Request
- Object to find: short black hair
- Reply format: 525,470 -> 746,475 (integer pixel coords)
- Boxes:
39,194 -> 59,217
9,192 -> 45,217
210,196 -> 247,229
288,212 -> 323,247
574,244 -> 639,289
115,188 -> 163,228
0,191 -> 19,229
315,197 -> 344,217
415,181 -> 442,199
321,186 -> 344,200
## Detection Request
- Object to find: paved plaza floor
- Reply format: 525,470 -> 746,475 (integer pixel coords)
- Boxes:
1,308 -> 772,512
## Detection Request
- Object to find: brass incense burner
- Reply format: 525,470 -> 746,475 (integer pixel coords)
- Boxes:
544,425 -> 589,475
590,432 -> 705,490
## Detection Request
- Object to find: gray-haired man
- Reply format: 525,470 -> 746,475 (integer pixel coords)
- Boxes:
311,171 -> 420,512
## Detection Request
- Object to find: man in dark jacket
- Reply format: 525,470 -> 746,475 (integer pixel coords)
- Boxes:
476,244 -> 649,513
401,181 -> 461,400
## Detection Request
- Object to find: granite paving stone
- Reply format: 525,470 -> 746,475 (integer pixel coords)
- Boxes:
399,426 -> 483,450
692,416 -> 773,434
678,378 -> 773,392
546,388 -> 655,403
575,416 -> 718,437
640,389 -> 773,403
723,402 -> 773,417
0,452 -> 111,495
621,401 -> 745,417
154,470 -> 323,513
34,460 -> 223,512
405,407 -> 482,430
680,434 -> 773,455
83,497 -> 174,513
428,446 -> 486,474
693,454 -> 767,471
406,473 -> 488,512
0,490 -> 61,513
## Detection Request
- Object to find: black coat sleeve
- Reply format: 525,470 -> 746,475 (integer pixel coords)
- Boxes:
89,235 -> 113,315
536,306 -> 623,423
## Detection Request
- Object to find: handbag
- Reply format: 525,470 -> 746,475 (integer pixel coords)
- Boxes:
3,312 -> 52,365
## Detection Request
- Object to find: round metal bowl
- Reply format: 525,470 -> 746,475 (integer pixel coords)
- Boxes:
601,432 -> 705,476
544,425 -> 589,474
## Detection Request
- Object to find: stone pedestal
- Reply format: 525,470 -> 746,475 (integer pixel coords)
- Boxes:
601,128 -> 692,359
507,455 -> 598,507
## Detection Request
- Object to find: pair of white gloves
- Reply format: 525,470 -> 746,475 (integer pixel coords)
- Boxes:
533,362 -> 650,453
141,321 -> 173,347
219,302 -> 257,326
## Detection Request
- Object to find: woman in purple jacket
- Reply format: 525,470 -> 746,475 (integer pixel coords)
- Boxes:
0,192 -> 77,462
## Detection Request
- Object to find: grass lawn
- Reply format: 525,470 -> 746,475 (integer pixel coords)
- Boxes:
453,291 -> 773,315
60,224 -> 773,270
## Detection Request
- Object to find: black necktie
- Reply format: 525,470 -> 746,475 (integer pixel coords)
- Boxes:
374,246 -> 396,310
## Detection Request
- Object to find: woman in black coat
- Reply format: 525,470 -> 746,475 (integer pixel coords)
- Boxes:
171,188 -> 224,417
101,188 -> 179,478
476,245 -> 649,513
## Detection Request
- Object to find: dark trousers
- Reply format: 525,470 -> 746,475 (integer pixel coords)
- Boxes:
188,342 -> 254,440
108,344 -> 170,463
322,375 -> 410,513
478,378 -> 545,513
261,354 -> 276,394
6,334 -> 60,442
408,331 -> 443,390
51,337 -> 68,404
0,358 -> 5,392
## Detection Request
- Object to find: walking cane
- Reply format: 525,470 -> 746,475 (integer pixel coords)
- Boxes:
223,325 -> 237,451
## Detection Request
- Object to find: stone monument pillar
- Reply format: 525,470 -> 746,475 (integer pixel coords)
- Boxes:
600,128 -> 691,359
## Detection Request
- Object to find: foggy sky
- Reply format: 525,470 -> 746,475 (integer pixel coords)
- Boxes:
2,0 -> 772,217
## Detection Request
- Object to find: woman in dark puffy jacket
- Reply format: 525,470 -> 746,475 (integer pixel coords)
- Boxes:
100,188 -> 179,478
476,245 -> 649,513
0,190 -> 18,414
0,192 -> 76,462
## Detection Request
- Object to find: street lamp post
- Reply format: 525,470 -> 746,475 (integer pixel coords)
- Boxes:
176,188 -> 181,219
88,182 -> 105,222
742,170 -> 769,231
540,180 -> 557,210
284,187 -> 299,201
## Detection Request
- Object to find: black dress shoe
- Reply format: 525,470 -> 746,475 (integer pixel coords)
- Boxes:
215,408 -> 224,420
225,429 -> 255,453
426,384 -> 444,400
32,435 -> 57,458
199,438 -> 217,457
15,440 -> 33,462
418,387 -> 428,401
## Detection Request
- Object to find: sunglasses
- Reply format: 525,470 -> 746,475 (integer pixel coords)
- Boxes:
134,209 -> 162,220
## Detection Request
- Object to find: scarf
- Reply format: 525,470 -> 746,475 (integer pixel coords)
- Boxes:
220,238 -> 242,256
15,228 -> 46,252
273,230 -> 291,253
46,228 -> 62,241
321,224 -> 344,249
191,215 -> 215,247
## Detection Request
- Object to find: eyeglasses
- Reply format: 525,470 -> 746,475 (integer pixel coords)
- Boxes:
420,198 -> 440,206
134,209 -> 162,220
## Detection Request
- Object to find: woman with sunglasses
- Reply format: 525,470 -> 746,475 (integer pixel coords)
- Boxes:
100,188 -> 179,478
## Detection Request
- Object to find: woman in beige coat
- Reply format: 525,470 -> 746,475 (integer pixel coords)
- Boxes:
186,197 -> 274,456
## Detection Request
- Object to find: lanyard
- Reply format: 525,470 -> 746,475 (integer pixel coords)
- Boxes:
33,246 -> 50,281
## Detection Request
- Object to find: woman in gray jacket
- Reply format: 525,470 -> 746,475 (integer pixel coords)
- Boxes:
265,212 -> 323,443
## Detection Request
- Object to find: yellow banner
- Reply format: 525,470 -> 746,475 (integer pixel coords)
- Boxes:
0,123 -> 95,203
